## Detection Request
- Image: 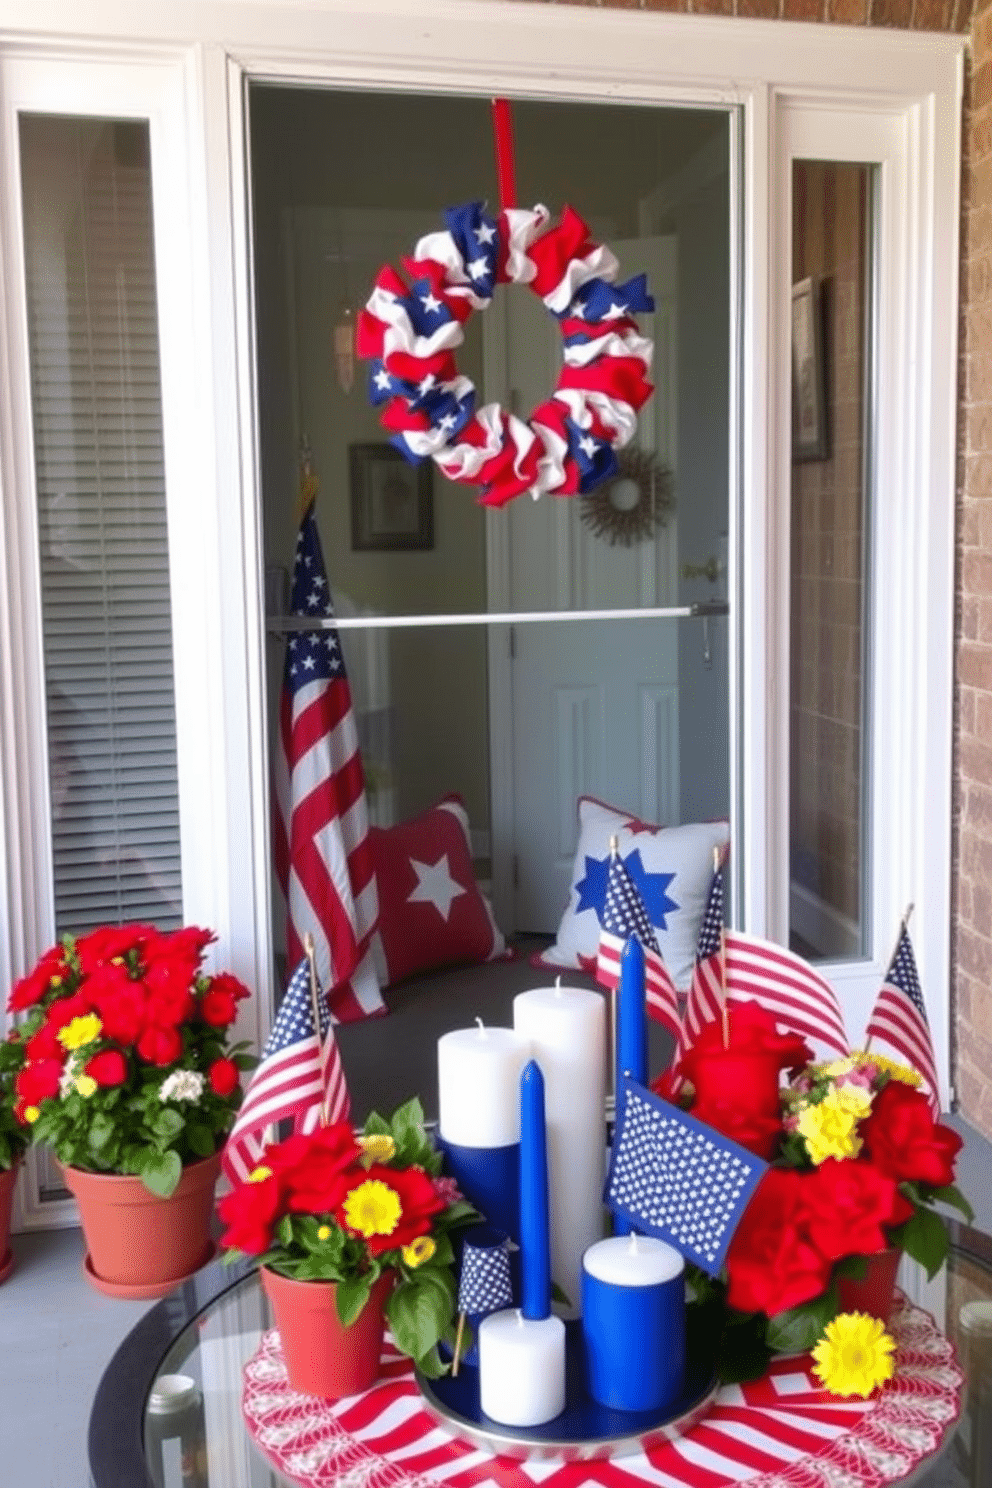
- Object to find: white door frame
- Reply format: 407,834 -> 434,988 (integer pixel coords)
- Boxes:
0,0 -> 964,1229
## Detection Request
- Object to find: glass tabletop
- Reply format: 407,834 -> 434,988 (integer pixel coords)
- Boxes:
89,1222 -> 992,1488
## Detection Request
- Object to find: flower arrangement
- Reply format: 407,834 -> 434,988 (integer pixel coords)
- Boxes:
7,924 -> 253,1196
217,1097 -> 476,1377
661,1003 -> 973,1389
0,1028 -> 30,1171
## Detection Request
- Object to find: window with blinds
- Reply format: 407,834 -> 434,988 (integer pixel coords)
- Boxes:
19,116 -> 182,935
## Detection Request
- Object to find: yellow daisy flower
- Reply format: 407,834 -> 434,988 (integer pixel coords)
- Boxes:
57,1013 -> 103,1051
75,1075 -> 98,1098
797,1089 -> 863,1165
812,1312 -> 896,1397
317,1225 -> 332,1241
343,1179 -> 402,1239
402,1236 -> 436,1268
357,1133 -> 396,1166
23,1105 -> 40,1124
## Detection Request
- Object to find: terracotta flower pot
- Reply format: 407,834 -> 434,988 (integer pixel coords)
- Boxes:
835,1247 -> 902,1325
261,1265 -> 394,1400
60,1152 -> 220,1299
0,1159 -> 20,1283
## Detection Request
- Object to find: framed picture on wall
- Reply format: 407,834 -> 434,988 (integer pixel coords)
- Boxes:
791,277 -> 829,462
349,442 -> 434,551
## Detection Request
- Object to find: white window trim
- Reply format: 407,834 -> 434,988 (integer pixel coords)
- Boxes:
0,2 -> 963,1226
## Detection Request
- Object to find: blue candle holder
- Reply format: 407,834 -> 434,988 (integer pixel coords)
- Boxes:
437,1136 -> 520,1244
581,1237 -> 685,1413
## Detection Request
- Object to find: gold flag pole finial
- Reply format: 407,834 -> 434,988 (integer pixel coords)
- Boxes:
297,435 -> 319,521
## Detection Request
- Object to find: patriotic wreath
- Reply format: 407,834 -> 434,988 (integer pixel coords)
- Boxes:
356,201 -> 656,509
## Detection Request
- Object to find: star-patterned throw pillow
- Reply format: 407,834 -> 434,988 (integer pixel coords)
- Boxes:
534,796 -> 730,990
370,796 -> 510,989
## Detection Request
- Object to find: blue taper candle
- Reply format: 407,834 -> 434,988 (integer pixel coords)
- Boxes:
618,937 -> 647,1087
615,937 -> 647,1238
519,1059 -> 551,1321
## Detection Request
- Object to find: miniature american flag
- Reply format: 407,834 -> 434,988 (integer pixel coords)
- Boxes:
457,1227 -> 514,1318
221,957 -> 350,1185
682,861 -> 725,1050
866,925 -> 941,1115
723,930 -> 848,1058
596,847 -> 680,1044
605,1074 -> 768,1275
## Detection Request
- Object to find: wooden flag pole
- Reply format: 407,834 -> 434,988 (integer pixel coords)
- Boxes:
864,903 -> 913,1053
607,834 -> 619,1106
451,1310 -> 466,1377
719,928 -> 729,1049
304,933 -> 328,1126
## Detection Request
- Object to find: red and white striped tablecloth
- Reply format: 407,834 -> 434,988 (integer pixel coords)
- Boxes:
241,1294 -> 962,1488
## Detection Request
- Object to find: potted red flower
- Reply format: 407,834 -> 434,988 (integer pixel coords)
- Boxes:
664,1004 -> 973,1392
218,1097 -> 476,1398
7,924 -> 253,1297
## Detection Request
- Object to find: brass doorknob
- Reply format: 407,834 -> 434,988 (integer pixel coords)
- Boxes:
681,556 -> 721,583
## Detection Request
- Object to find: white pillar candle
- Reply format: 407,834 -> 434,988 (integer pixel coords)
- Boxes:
437,1023 -> 531,1147
583,1233 -> 685,1286
512,983 -> 607,1315
478,1309 -> 566,1426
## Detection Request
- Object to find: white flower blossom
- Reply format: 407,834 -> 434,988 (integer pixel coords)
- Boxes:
158,1069 -> 204,1103
59,1057 -> 80,1099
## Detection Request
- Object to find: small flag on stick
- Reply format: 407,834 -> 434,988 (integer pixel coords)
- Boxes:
453,1226 -> 513,1376
605,1074 -> 768,1276
596,843 -> 681,1047
681,855 -> 725,1053
221,956 -> 350,1186
866,915 -> 941,1115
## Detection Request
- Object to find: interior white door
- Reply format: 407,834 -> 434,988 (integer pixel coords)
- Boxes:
488,238 -> 680,933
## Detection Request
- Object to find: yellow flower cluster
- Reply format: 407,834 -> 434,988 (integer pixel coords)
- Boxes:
818,1051 -> 921,1087
812,1312 -> 896,1396
57,1013 -> 102,1051
343,1179 -> 402,1239
357,1133 -> 396,1167
796,1088 -> 865,1165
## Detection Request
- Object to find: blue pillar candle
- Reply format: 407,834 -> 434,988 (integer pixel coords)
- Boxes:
581,1234 -> 685,1413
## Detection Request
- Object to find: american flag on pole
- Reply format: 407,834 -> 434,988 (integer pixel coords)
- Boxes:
682,861 -> 725,1049
221,957 -> 351,1186
722,930 -> 849,1058
866,924 -> 941,1115
596,847 -> 681,1045
272,479 -> 384,1023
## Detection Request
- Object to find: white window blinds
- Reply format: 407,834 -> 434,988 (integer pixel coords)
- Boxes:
19,116 -> 182,933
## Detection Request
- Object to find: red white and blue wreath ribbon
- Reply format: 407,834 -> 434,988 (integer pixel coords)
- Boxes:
356,200 -> 655,508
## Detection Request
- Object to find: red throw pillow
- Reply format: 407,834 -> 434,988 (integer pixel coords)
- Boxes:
370,796 -> 509,988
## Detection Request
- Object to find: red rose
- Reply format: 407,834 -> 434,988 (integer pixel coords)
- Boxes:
85,1049 -> 129,1087
75,924 -> 155,974
725,1167 -> 833,1315
15,1058 -> 63,1104
7,944 -> 70,1011
208,971 -> 251,1003
272,1123 -> 363,1213
136,1025 -> 183,1066
25,1023 -> 64,1062
208,1058 -> 239,1098
337,1163 -> 446,1256
145,989 -> 196,1031
678,1002 -> 812,1158
217,1171 -> 282,1255
860,1081 -> 962,1188
199,988 -> 237,1028
94,985 -> 147,1046
803,1158 -> 914,1261
45,991 -> 95,1033
151,925 -> 215,967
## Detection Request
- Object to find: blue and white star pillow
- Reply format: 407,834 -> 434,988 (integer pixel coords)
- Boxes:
606,1075 -> 768,1276
535,796 -> 730,990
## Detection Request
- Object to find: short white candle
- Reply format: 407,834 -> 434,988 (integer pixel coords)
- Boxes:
478,1309 -> 566,1426
512,983 -> 606,1313
437,1023 -> 531,1147
583,1233 -> 684,1286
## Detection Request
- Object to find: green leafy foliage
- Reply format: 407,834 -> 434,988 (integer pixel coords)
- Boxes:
890,1206 -> 950,1279
765,1287 -> 838,1354
0,1030 -> 31,1169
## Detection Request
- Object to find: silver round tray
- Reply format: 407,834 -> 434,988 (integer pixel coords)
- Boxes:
416,1321 -> 718,1462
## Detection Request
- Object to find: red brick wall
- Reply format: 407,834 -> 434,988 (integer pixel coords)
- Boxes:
538,0 -> 987,1129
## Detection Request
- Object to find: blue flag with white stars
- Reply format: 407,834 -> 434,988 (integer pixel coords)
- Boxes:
283,503 -> 346,698
606,1074 -> 768,1276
